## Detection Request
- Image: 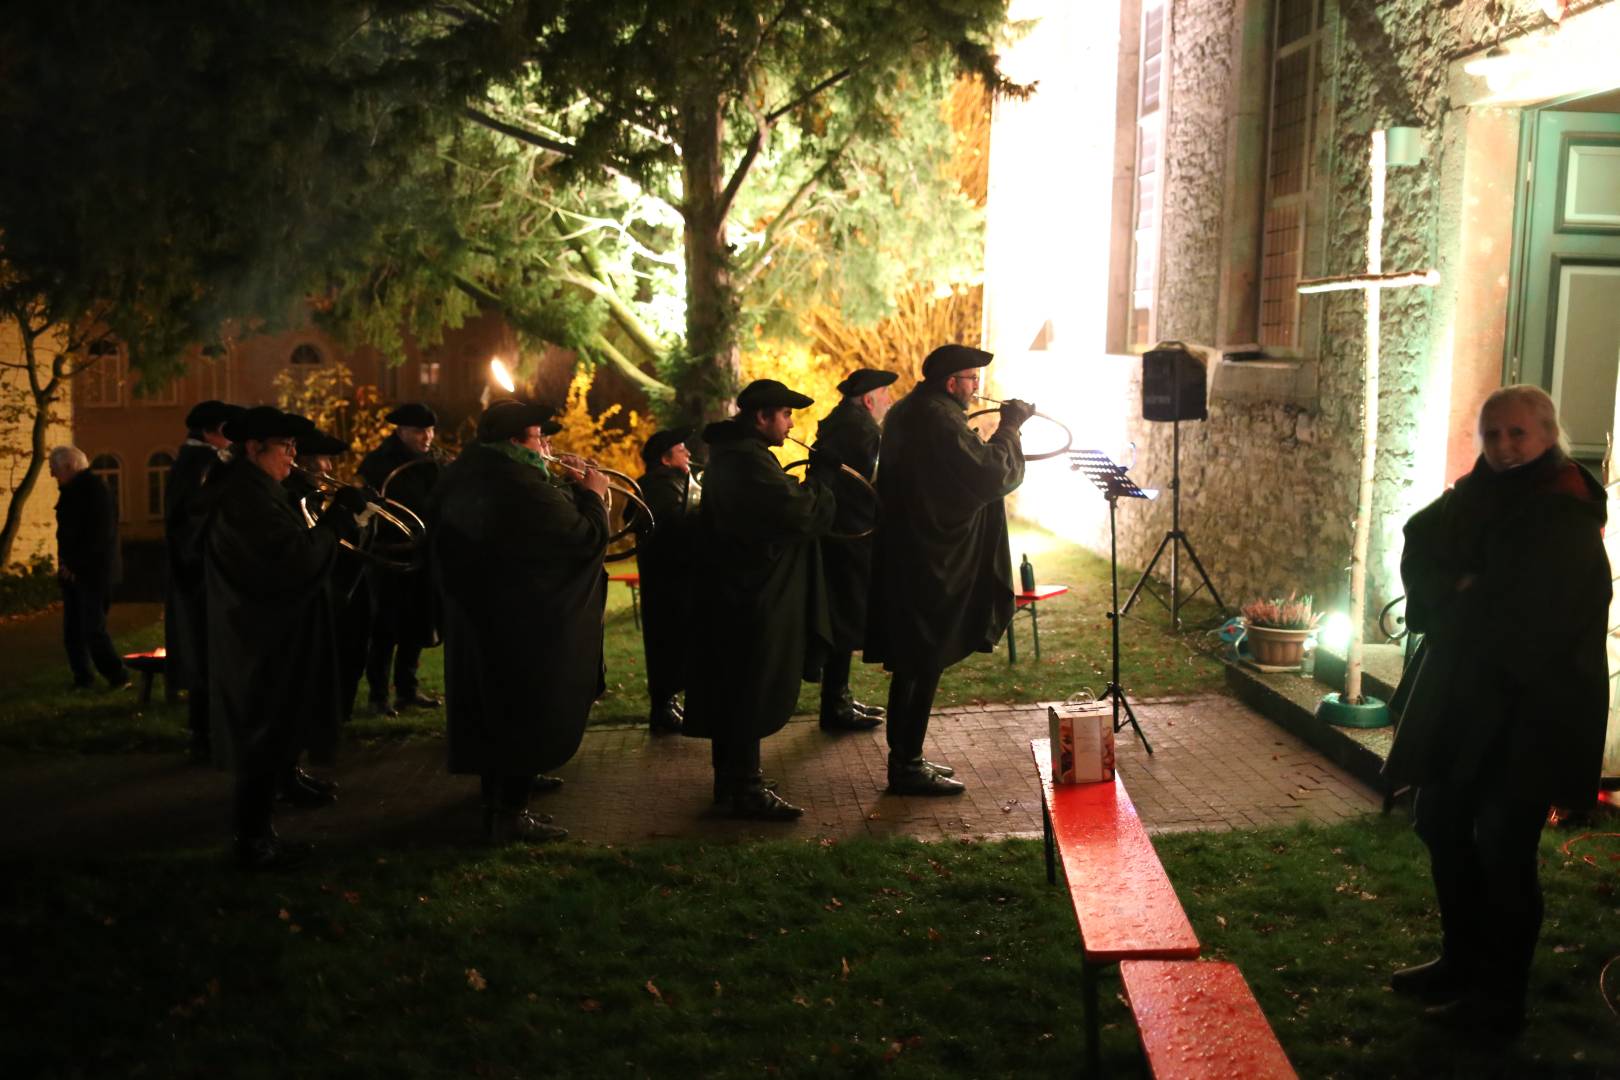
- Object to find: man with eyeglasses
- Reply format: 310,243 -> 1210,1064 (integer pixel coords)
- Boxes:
863,344 -> 1034,795
198,406 -> 368,869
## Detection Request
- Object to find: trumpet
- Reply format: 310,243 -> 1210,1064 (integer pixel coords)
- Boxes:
782,435 -> 879,541
291,464 -> 427,573
537,451 -> 655,561
968,395 -> 1074,462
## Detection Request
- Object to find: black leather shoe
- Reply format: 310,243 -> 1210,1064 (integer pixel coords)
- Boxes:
394,691 -> 442,711
1391,957 -> 1471,1002
649,698 -> 685,734
489,810 -> 568,844
234,835 -> 313,871
1423,992 -> 1525,1037
531,775 -> 565,794
731,786 -> 803,820
291,768 -> 338,795
367,699 -> 397,719
276,774 -> 337,809
853,700 -> 886,720
887,767 -> 966,796
713,777 -> 779,804
921,759 -> 955,777
820,704 -> 882,731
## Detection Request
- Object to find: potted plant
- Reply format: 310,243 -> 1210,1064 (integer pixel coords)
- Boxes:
1240,593 -> 1322,669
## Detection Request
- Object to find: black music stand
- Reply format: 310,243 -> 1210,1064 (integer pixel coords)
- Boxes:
1070,449 -> 1157,755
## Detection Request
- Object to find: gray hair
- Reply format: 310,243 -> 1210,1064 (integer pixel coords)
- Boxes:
1478,384 -> 1569,453
48,446 -> 89,472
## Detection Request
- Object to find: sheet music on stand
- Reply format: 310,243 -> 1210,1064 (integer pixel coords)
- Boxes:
1069,449 -> 1159,502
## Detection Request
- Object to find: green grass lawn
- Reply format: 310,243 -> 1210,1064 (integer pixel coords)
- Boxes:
0,522 -> 1226,755
4,814 -> 1616,1077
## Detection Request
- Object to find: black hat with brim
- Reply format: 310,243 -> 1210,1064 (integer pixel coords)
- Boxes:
478,399 -> 562,442
299,430 -> 351,457
224,406 -> 306,443
641,427 -> 693,466
385,402 -> 438,428
836,369 -> 899,398
735,379 -> 813,412
920,344 -> 993,380
185,400 -> 244,432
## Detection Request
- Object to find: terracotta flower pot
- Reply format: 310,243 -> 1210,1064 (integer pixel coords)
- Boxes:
1245,625 -> 1312,667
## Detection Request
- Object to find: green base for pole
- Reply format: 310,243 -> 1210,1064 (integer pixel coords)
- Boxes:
1316,692 -> 1391,729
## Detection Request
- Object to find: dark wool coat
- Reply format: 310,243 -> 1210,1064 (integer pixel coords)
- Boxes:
200,461 -> 345,774
863,382 -> 1025,673
358,433 -> 441,646
164,441 -> 224,689
683,421 -> 836,742
55,469 -> 121,591
1385,452 -> 1610,807
432,444 -> 608,776
810,398 -> 882,651
631,464 -> 699,700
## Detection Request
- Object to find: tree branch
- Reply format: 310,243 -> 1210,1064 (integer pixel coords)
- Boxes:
462,105 -> 579,157
765,67 -> 853,125
591,333 -> 672,396
558,268 -> 666,361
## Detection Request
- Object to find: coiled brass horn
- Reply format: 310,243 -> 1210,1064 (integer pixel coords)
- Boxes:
782,435 -> 879,541
539,451 -> 655,563
291,464 -> 427,573
968,395 -> 1074,461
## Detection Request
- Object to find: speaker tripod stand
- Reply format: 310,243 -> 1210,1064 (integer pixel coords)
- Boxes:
1121,417 -> 1225,630
1070,450 -> 1154,755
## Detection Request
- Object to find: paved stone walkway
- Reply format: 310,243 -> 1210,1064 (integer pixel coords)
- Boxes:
0,694 -> 1379,858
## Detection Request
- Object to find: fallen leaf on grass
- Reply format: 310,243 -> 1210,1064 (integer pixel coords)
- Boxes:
1215,915 -> 1227,928
342,891 -> 361,906
579,998 -> 602,1012
466,969 -> 488,991
824,897 -> 843,911
792,995 -> 810,1007
926,928 -> 943,942
277,908 -> 291,922
840,957 -> 851,980
645,980 -> 665,1005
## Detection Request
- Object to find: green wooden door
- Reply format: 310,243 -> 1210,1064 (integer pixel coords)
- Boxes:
1509,108 -> 1620,460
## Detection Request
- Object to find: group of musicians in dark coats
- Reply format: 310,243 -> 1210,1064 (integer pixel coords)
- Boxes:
639,345 -> 1035,817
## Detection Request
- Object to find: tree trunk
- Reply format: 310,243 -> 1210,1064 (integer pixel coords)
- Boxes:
679,89 -> 741,426
0,318 -> 60,569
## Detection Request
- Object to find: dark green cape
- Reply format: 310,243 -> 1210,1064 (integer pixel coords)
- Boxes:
631,464 -> 700,700
358,432 -> 440,647
199,460 -> 345,773
684,420 -> 835,741
863,382 -> 1024,672
431,443 -> 609,776
1385,452 -> 1610,806
810,398 -> 881,651
163,440 -> 222,691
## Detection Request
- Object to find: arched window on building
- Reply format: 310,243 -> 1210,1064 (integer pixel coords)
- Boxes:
146,450 -> 175,520
290,343 -> 323,366
90,453 -> 123,522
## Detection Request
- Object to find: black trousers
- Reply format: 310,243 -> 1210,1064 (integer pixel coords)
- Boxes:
366,635 -> 421,702
711,736 -> 763,791
336,584 -> 371,721
479,774 -> 537,812
60,580 -> 125,686
884,666 -> 942,768
1413,774 -> 1550,1005
233,769 -> 277,840
820,651 -> 852,708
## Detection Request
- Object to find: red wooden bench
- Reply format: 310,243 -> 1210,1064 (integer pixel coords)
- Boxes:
1006,584 -> 1068,662
122,648 -> 170,706
607,572 -> 641,630
1031,737 -> 1199,1073
1120,960 -> 1296,1078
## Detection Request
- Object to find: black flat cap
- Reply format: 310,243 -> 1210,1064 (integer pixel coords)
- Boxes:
836,369 -> 899,397
478,399 -> 562,442
641,427 -> 693,466
185,400 -> 244,432
385,402 -> 438,427
223,406 -> 305,443
298,429 -> 351,457
736,379 -> 813,412
920,344 -> 993,380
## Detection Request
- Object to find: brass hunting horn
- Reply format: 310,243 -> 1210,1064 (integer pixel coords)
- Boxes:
968,395 -> 1074,461
292,465 -> 427,573
782,434 -> 879,541
539,451 -> 655,563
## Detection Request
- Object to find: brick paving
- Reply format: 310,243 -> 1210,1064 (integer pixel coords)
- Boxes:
0,694 -> 1379,858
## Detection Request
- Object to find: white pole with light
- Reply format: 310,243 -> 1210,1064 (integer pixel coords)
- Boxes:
1296,127 -> 1438,727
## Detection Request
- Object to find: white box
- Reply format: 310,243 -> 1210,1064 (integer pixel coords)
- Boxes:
1048,702 -> 1116,784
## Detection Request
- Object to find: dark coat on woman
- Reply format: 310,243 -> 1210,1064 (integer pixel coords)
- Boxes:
431,443 -> 609,776
358,432 -> 441,646
163,440 -> 223,690
683,420 -> 836,742
863,382 -> 1025,673
55,469 -> 121,591
631,464 -> 700,700
810,398 -> 882,651
1385,451 -> 1610,807
199,460 -> 346,773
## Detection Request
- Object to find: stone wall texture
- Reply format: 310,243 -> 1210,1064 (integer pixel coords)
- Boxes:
1099,0 -> 1558,626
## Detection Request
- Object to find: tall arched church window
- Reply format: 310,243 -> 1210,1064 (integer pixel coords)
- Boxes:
90,453 -> 124,522
146,450 -> 175,520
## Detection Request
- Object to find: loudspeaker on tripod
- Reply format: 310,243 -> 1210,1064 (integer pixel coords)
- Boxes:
1142,341 -> 1208,422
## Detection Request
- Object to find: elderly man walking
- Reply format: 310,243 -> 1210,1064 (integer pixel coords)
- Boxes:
51,446 -> 127,690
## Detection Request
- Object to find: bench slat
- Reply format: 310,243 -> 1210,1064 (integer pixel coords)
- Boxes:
1032,738 -> 1199,963
1120,960 -> 1296,1079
